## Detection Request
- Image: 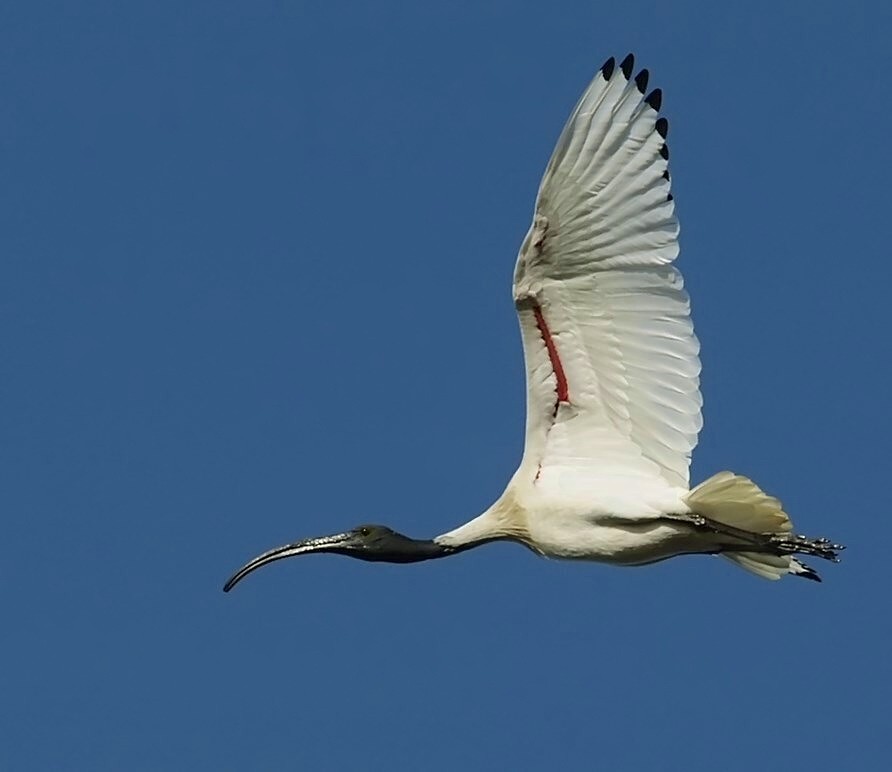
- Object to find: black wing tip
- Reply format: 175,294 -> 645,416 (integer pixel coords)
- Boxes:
634,68 -> 649,94
600,56 -> 616,80
655,117 -> 669,138
799,563 -> 822,582
803,571 -> 822,583
619,53 -> 635,79
659,143 -> 669,160
645,88 -> 662,111
789,556 -> 823,582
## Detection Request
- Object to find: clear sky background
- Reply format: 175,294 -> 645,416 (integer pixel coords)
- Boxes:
3,1 -> 890,769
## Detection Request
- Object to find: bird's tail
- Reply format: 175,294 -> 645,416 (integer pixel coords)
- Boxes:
685,471 -> 841,581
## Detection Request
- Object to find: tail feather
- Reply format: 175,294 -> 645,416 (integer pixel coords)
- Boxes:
722,552 -> 821,582
687,471 -> 792,534
687,472 -> 837,582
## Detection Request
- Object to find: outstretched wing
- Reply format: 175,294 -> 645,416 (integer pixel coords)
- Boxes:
513,55 -> 702,503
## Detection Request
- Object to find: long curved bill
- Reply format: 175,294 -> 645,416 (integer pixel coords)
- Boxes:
223,532 -> 354,592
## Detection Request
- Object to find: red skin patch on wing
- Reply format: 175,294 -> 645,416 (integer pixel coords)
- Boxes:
532,304 -> 569,404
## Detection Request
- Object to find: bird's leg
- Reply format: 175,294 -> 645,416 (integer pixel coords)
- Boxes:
671,513 -> 844,562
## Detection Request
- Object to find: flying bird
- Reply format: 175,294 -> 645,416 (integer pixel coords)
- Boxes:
224,54 -> 842,592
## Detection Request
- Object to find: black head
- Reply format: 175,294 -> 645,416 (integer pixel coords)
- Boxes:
339,524 -> 429,561
223,523 -> 452,592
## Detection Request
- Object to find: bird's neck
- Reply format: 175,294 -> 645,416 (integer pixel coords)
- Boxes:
435,494 -> 530,550
394,537 -> 456,562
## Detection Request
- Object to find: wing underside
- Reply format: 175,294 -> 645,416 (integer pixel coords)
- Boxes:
513,55 -> 702,502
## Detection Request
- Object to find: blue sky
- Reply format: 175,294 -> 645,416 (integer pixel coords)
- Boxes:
3,1 -> 890,769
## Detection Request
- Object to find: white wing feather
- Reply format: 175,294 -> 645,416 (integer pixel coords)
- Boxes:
513,57 -> 702,505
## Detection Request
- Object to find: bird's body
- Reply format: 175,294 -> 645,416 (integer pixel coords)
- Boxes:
437,479 -> 696,565
224,54 -> 842,593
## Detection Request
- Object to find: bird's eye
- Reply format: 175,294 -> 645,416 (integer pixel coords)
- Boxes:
359,527 -> 371,537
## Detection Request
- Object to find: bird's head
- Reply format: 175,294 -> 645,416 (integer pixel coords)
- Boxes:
223,524 -> 451,592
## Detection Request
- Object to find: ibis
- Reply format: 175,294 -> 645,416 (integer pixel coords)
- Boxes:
224,54 -> 842,592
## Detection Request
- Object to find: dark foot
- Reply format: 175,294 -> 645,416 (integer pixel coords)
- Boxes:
770,534 -> 845,562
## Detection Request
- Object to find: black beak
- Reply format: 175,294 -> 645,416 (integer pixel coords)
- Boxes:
223,531 -> 357,592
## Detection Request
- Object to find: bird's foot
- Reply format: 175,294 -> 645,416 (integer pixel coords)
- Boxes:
769,534 -> 845,562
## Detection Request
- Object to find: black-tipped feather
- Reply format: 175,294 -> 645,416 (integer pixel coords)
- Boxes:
656,117 -> 669,138
634,69 -> 649,93
645,88 -> 662,111
600,56 -> 615,80
795,560 -> 822,582
620,53 -> 634,79
659,144 -> 669,160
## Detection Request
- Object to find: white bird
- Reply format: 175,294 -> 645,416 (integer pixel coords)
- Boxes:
224,54 -> 842,592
